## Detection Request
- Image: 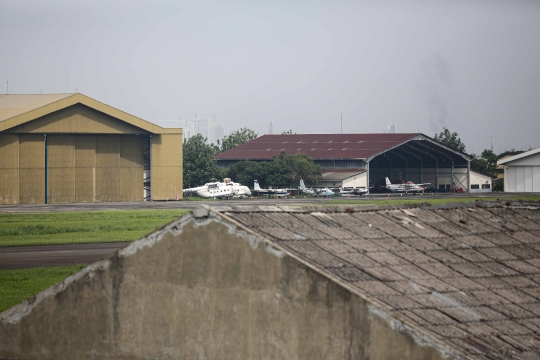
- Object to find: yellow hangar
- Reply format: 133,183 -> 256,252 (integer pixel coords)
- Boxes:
0,93 -> 183,204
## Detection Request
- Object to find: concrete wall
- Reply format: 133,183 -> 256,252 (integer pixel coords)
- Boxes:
0,210 -> 454,360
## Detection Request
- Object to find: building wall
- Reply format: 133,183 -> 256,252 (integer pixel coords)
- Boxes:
0,134 -> 19,204
342,173 -> 368,188
503,153 -> 540,193
0,213 -> 451,360
469,171 -> 492,193
151,133 -> 183,200
0,133 -> 144,204
505,166 -> 540,192
0,103 -> 184,204
19,134 -> 45,204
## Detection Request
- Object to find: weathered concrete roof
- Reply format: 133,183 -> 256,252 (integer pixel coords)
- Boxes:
217,201 -> 540,360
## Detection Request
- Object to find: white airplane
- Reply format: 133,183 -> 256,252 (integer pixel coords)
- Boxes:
384,177 -> 430,195
299,179 -> 335,197
337,187 -> 369,196
253,180 -> 290,197
183,179 -> 251,199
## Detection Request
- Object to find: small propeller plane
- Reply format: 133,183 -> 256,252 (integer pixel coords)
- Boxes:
384,177 -> 430,195
337,187 -> 369,196
299,179 -> 335,197
253,180 -> 290,197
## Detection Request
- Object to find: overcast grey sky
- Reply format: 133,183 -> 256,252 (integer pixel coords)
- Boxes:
1,0 -> 539,154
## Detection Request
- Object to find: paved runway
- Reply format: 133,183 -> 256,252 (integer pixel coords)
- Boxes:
0,191 -> 510,214
0,243 -> 128,269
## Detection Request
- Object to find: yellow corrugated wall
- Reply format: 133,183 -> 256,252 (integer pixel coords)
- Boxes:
119,136 -> 143,201
19,134 -> 45,204
75,135 -> 97,203
96,135 -> 120,202
48,135 -> 75,203
44,134 -> 143,204
151,133 -> 183,200
0,134 -> 19,204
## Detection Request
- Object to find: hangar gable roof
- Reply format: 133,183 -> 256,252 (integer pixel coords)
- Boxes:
217,202 -> 540,360
498,148 -> 540,165
215,133 -> 469,161
0,94 -> 178,135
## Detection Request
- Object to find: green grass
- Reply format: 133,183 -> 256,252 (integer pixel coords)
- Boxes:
325,194 -> 540,206
0,210 -> 189,247
0,265 -> 86,313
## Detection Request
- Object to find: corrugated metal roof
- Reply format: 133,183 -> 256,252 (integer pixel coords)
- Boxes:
215,133 -> 420,160
216,201 -> 540,360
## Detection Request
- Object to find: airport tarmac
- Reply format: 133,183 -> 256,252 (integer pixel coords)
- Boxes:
0,191 -> 511,214
0,243 -> 128,269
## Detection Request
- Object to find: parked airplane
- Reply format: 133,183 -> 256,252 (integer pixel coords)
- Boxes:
337,187 -> 369,196
253,180 -> 289,197
183,179 -> 251,199
299,179 -> 335,197
384,177 -> 430,194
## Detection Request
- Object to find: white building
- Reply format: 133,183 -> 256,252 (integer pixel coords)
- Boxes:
469,171 -> 492,193
497,148 -> 540,192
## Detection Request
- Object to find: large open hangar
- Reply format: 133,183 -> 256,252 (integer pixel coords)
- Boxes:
0,94 -> 182,204
216,133 -> 474,191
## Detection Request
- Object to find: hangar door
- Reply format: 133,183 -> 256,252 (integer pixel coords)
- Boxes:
47,134 -> 144,203
0,134 -> 144,204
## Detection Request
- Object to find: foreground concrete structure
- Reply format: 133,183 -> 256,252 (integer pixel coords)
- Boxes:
1,202 -> 540,359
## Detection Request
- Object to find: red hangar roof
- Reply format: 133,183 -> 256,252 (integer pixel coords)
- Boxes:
215,133 -> 434,161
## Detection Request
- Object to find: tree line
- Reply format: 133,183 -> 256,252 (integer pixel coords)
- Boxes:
183,128 -> 321,189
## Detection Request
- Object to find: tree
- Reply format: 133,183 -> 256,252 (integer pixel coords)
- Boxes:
183,134 -> 224,188
470,149 -> 497,178
498,149 -> 523,159
220,128 -> 258,152
226,151 -> 322,189
434,128 -> 466,153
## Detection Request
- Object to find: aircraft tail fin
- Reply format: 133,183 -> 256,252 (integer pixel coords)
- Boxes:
299,179 -> 308,191
385,177 -> 391,186
254,180 -> 261,190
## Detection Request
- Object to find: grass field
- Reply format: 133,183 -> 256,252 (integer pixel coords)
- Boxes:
0,265 -> 86,313
0,210 -> 189,247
